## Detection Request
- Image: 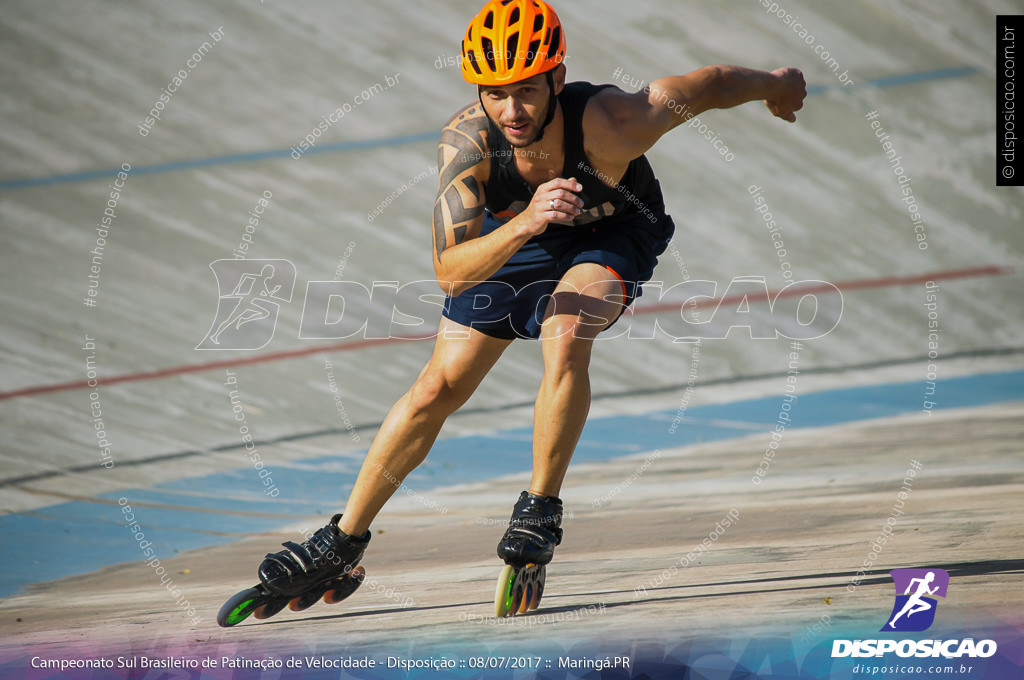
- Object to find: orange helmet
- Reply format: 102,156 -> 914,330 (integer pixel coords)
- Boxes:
461,0 -> 567,86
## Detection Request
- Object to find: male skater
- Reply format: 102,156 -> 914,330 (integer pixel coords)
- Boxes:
222,0 -> 805,623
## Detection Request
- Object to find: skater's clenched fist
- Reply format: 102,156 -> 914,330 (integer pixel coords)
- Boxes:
520,178 -> 584,235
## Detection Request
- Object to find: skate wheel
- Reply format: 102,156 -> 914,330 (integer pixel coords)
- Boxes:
252,595 -> 288,620
516,566 -> 533,614
518,583 -> 532,614
507,577 -> 524,614
494,564 -> 517,618
518,565 -> 544,614
323,565 -> 365,604
529,565 -> 545,611
218,586 -> 282,627
288,585 -> 325,612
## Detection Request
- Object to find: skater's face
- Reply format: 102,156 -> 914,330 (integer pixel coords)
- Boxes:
479,66 -> 564,148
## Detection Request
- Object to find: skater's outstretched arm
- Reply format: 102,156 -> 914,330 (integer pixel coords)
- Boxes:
585,65 -> 807,164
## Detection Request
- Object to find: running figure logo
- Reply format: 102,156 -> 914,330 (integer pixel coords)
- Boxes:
881,568 -> 949,632
197,259 -> 296,350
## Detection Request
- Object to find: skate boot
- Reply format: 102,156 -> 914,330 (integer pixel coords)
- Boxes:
217,514 -> 370,627
493,491 -> 563,617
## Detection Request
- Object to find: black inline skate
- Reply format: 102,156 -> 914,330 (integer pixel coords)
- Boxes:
217,514 -> 370,627
493,491 -> 563,617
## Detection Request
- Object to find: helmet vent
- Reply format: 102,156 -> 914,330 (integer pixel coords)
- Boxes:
481,36 -> 497,71
506,32 -> 519,68
527,39 -> 541,67
547,26 -> 561,59
533,14 -> 544,33
484,11 -> 494,29
509,7 -> 520,25
467,50 -> 483,75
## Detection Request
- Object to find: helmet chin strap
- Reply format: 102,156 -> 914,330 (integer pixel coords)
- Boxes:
532,71 -> 557,143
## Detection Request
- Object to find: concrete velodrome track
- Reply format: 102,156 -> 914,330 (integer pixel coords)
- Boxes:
0,1 -> 1021,678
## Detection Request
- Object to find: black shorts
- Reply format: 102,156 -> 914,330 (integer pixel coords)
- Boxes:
442,210 -> 674,340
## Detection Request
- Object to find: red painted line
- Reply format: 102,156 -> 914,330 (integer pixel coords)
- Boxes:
636,265 -> 1013,315
0,333 -> 436,401
0,265 -> 1013,401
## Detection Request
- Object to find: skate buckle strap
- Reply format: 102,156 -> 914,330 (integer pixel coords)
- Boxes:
506,495 -> 564,547
264,522 -> 343,576
511,497 -> 563,539
509,524 -> 562,547
263,541 -> 314,576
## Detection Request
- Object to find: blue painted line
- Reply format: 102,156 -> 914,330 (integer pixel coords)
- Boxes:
0,66 -> 980,192
1,369 -> 1020,599
0,131 -> 438,191
868,65 -> 978,89
807,65 -> 978,95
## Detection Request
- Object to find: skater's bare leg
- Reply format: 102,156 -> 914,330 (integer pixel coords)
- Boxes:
339,317 -> 511,536
529,263 -> 625,497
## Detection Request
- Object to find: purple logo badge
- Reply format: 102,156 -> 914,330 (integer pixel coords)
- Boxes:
881,568 -> 949,632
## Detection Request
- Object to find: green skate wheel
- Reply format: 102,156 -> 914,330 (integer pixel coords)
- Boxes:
495,564 -> 516,618
217,586 -> 284,627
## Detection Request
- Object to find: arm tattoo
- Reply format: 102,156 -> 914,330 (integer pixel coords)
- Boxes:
433,107 -> 489,260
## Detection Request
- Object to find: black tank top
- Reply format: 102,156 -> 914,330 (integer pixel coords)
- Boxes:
484,81 -> 666,232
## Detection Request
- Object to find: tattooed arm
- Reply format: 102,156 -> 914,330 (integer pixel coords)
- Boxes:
432,103 -> 581,296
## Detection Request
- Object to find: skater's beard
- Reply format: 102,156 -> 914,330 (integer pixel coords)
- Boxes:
489,103 -> 548,148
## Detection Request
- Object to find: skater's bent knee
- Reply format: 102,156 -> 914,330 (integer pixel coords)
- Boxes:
408,372 -> 470,415
541,336 -> 594,374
